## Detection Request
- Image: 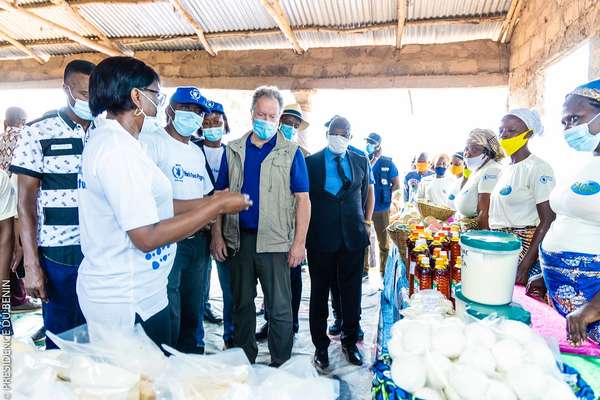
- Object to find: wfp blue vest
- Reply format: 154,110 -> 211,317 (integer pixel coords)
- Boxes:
373,156 -> 394,210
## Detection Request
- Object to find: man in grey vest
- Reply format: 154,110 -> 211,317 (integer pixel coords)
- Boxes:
211,86 -> 311,367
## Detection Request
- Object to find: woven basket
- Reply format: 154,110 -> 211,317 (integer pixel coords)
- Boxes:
417,201 -> 456,221
387,228 -> 410,268
461,217 -> 480,231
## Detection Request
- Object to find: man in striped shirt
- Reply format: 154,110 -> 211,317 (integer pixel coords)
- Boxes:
9,60 -> 96,349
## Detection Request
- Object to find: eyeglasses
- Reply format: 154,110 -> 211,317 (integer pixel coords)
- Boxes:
142,88 -> 166,107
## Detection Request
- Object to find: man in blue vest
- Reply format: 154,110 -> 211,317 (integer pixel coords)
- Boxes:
366,133 -> 400,276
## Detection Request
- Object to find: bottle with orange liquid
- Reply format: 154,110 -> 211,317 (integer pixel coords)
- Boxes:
417,257 -> 433,290
450,232 -> 461,267
434,258 -> 451,299
410,239 -> 429,296
452,256 -> 462,284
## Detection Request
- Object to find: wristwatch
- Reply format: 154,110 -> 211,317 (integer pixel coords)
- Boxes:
364,220 -> 373,225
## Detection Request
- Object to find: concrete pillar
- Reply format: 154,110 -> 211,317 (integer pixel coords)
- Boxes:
292,89 -> 317,151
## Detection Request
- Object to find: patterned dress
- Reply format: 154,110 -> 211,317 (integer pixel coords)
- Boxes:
0,126 -> 21,172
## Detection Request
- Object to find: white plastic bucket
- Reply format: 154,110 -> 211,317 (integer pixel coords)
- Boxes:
461,243 -> 521,305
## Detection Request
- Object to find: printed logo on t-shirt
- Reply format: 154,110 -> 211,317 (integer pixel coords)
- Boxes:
499,185 -> 512,196
448,194 -> 455,201
145,244 -> 173,269
172,163 -> 204,183
483,174 -> 497,181
571,180 -> 600,196
539,175 -> 553,185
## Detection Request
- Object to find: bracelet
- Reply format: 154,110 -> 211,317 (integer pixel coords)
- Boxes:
364,220 -> 373,225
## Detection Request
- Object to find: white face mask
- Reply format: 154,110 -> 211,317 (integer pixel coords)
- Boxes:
138,90 -> 160,135
563,112 -> 600,152
327,134 -> 350,154
465,154 -> 486,171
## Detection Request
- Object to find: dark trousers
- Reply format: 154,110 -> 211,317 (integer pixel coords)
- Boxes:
308,247 -> 364,350
228,231 -> 293,364
167,233 -> 210,352
40,256 -> 86,349
135,305 -> 171,350
264,265 -> 302,333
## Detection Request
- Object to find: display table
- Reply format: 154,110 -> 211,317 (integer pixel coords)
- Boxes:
371,243 -> 597,400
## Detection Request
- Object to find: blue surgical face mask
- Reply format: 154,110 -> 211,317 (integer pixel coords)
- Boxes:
564,112 -> 600,152
253,118 -> 278,141
435,166 -> 447,176
280,124 -> 296,141
203,126 -> 224,142
366,143 -> 377,155
172,108 -> 204,137
67,86 -> 93,121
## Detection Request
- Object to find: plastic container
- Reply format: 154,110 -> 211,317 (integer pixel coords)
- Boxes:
454,284 -> 531,325
460,230 -> 522,305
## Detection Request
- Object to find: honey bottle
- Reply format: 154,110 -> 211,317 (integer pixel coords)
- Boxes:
410,239 -> 429,296
417,257 -> 433,290
434,258 -> 451,299
452,256 -> 462,284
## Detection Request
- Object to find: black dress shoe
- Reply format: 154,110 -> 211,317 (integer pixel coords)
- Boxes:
190,346 -> 205,355
328,319 -> 342,336
358,326 -> 365,342
224,338 -> 235,350
255,322 -> 269,341
342,344 -> 364,366
31,326 -> 46,342
313,348 -> 329,370
204,308 -> 223,324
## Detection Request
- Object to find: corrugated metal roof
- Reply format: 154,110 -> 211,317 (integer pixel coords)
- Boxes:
297,28 -> 394,49
127,37 -> 203,52
408,0 -> 512,19
403,21 -> 503,45
182,0 -> 277,33
78,3 -> 195,38
210,32 -> 290,52
283,0 -> 396,28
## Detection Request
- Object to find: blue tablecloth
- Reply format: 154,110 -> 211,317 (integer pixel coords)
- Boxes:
371,244 -> 596,400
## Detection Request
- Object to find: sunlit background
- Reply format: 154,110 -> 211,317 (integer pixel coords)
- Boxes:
0,41 -> 591,185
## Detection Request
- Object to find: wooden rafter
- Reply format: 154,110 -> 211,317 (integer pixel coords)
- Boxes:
259,0 -> 303,54
0,0 -> 121,56
0,29 -> 49,64
396,0 -> 407,49
497,0 -> 525,43
49,0 -> 131,56
168,0 -> 215,56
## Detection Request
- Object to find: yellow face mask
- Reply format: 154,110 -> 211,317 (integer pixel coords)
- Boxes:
499,129 -> 531,156
416,162 -> 428,173
463,168 -> 472,179
450,165 -> 464,177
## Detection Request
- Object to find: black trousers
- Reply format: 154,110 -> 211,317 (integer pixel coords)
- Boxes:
135,305 -> 171,351
308,247 -> 364,350
264,265 -> 302,332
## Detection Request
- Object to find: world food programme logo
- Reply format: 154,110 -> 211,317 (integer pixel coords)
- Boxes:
172,164 -> 184,181
206,100 -> 214,109
189,88 -> 201,100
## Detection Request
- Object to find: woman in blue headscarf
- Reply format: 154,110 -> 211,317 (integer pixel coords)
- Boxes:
527,78 -> 600,347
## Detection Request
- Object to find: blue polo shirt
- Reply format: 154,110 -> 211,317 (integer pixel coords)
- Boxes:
215,134 -> 309,230
373,157 -> 399,212
348,145 -> 374,184
324,148 -> 353,195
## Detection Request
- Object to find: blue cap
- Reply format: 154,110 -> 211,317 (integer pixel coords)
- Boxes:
206,100 -> 224,115
170,87 -> 210,112
366,132 -> 382,145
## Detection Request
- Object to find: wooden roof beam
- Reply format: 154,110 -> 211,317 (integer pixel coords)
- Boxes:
396,0 -> 407,49
497,0 -> 525,43
259,0 -> 303,54
0,0 -> 121,56
0,29 -> 49,64
49,0 -> 132,56
168,0 -> 215,56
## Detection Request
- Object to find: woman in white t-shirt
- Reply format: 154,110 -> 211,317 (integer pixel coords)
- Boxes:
417,153 -> 456,207
489,108 -> 556,285
78,57 -> 250,347
454,129 -> 504,229
528,79 -> 600,347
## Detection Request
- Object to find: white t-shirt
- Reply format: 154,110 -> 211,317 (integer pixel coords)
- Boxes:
203,145 -> 224,183
454,160 -> 502,218
140,128 -> 213,200
543,156 -> 600,254
489,154 -> 555,229
418,174 -> 457,207
0,169 -> 16,221
77,118 -> 176,327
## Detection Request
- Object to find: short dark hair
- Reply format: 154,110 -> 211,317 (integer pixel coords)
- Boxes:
64,60 -> 95,81
89,56 -> 159,117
